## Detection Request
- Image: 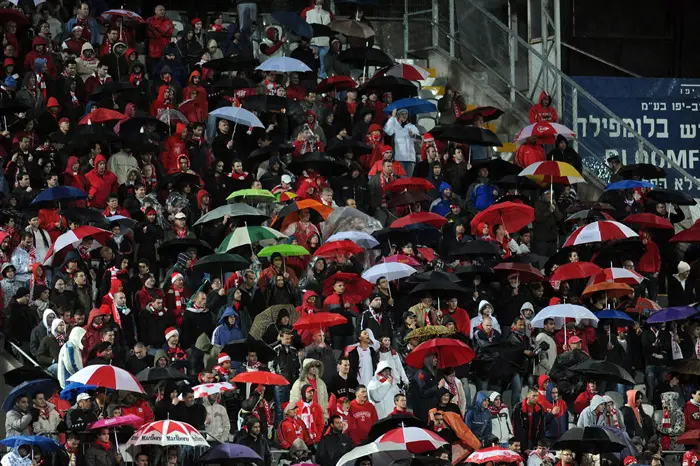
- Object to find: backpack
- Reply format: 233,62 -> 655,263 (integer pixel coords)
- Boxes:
471,183 -> 495,211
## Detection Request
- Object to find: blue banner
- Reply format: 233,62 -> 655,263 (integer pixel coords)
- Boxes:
570,76 -> 700,196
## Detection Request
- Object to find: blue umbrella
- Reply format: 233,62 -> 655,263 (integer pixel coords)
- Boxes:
209,107 -> 264,129
605,180 -> 655,191
1,436 -> 62,452
384,98 -> 437,117
2,379 -> 58,412
198,443 -> 263,464
60,382 -> 100,402
595,309 -> 634,322
647,306 -> 698,324
31,186 -> 88,204
271,11 -> 313,38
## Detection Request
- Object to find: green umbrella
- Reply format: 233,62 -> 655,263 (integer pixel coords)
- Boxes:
258,244 -> 310,257
226,188 -> 277,203
194,204 -> 268,226
216,226 -> 287,253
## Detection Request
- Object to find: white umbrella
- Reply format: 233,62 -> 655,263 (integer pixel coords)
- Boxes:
256,57 -> 311,73
327,231 -> 380,249
362,262 -> 417,283
335,442 -> 411,466
530,304 -> 599,337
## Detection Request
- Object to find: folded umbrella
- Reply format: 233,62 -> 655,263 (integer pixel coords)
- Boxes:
647,306 -> 698,324
405,337 -> 475,369
570,359 -> 635,385
469,201 -> 534,236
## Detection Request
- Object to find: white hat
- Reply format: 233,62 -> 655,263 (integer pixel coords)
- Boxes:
76,393 -> 91,402
281,174 -> 292,184
678,261 -> 691,274
174,212 -> 187,220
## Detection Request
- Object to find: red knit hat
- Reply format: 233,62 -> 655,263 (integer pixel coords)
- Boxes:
368,123 -> 382,134
171,272 -> 184,283
624,457 -> 637,466
165,327 -> 179,340
218,353 -> 231,364
191,18 -> 202,26
381,145 -> 393,155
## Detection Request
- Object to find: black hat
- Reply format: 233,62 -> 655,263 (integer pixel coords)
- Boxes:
15,287 -> 29,299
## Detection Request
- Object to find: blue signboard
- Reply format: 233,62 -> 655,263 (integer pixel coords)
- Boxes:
570,76 -> 700,196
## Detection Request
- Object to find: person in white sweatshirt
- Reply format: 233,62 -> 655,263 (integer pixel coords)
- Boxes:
384,108 -> 420,176
304,0 -> 331,78
367,361 -> 400,419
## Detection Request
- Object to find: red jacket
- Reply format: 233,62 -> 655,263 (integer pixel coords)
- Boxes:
684,401 -> 700,432
573,386 -> 597,414
528,91 -> 558,123
147,16 -> 174,58
121,400 -> 154,427
637,239 -> 661,274
277,416 -> 311,448
347,399 -> 377,445
514,142 -> 546,168
446,307 -> 471,337
160,126 -> 188,173
24,36 -> 57,78
85,155 -> 119,208
295,399 -> 324,443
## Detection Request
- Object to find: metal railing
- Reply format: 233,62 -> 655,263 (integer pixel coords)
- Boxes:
407,0 -> 700,191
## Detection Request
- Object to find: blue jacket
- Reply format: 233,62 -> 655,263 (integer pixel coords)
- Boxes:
211,307 -> 243,346
465,391 -> 492,445
543,382 -> 569,439
65,17 -> 101,45
430,181 -> 453,217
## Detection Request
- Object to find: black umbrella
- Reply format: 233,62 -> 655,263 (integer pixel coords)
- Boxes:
448,240 -> 501,258
566,202 -> 616,213
242,95 -> 303,115
391,458 -> 451,466
463,159 -> 521,186
0,99 -> 30,115
202,56 -> 260,71
496,175 -> 542,191
431,124 -> 503,146
118,116 -> 170,136
617,163 -> 666,180
248,143 -> 294,162
410,279 -> 467,295
551,427 -> 626,453
593,239 -> 645,267
271,10 -> 313,38
287,151 -> 350,177
494,194 -> 533,207
454,265 -> 496,280
456,106 -> 504,124
135,366 -> 189,384
61,207 -> 110,226
90,82 -> 136,101
389,191 -> 430,207
192,253 -> 250,276
70,124 -> 119,145
647,189 -> 697,206
359,76 -> 418,100
222,336 -> 276,363
670,359 -> 700,376
565,209 -> 611,223
211,77 -> 256,92
339,47 -> 395,68
366,413 -> 427,441
372,226 -> 442,251
569,359 -> 635,385
158,238 -> 213,259
4,366 -> 58,387
408,270 -> 462,284
157,172 -> 201,191
326,139 -> 372,157
311,23 -> 334,38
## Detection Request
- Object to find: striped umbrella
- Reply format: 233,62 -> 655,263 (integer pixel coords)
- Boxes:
126,420 -> 208,447
590,267 -> 645,285
68,365 -> 144,393
519,161 -> 585,186
515,122 -> 576,145
216,227 -> 286,252
563,221 -> 638,247
43,226 -> 111,265
376,427 -> 447,454
192,382 -> 234,399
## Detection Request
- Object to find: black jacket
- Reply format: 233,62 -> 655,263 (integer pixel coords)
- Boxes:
328,373 -> 358,401
6,301 -> 37,345
239,432 -> 273,466
138,307 -> 176,348
620,405 -> 655,441
358,307 -> 393,340
68,408 -> 98,432
668,276 -> 696,307
641,327 -> 672,366
512,401 -> 546,450
335,174 -> 369,212
412,366 -> 439,423
316,430 -> 354,466
53,449 -> 85,466
168,402 -> 207,429
179,309 -> 215,350
272,344 -> 300,382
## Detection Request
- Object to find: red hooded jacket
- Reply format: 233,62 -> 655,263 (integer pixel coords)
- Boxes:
146,15 -> 174,58
24,36 -> 57,78
528,91 -> 558,123
85,155 -> 119,208
160,124 -> 188,173
277,415 -> 311,448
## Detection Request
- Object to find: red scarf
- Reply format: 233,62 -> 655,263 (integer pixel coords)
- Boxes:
477,323 -> 495,339
210,24 -> 223,32
78,244 -> 92,262
76,17 -> 91,40
172,285 -> 184,326
166,344 -> 187,361
661,409 -> 672,449
26,246 -> 36,268
36,72 -> 47,100
129,72 -> 143,86
174,227 -> 188,239
94,439 -> 111,452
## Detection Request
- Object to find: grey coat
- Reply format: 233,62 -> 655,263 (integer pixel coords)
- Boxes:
5,408 -> 33,436
84,445 -> 121,466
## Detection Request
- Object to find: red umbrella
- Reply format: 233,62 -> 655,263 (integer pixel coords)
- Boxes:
390,212 -> 447,229
293,313 -> 348,330
380,63 -> 430,81
590,267 -> 645,286
322,272 -> 373,305
0,9 -> 29,26
623,213 -> 673,230
467,447 -> 524,464
626,297 -> 662,314
676,429 -> 700,445
315,76 -> 357,94
99,9 -> 145,23
470,201 -> 534,236
382,254 -> 421,266
376,427 -> 447,454
550,262 -> 603,282
493,262 -> 544,282
232,371 -> 290,386
563,221 -> 638,247
671,224 -> 700,243
79,108 -> 126,125
417,247 -> 436,262
313,240 -> 364,259
386,177 -> 435,193
456,106 -> 504,125
405,338 -> 475,369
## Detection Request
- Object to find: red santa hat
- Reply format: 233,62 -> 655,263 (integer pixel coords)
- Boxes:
218,353 -> 231,364
171,272 -> 184,283
423,132 -> 434,143
165,327 -> 179,341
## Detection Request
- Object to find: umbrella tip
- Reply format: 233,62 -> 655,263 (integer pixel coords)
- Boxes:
87,119 -> 92,125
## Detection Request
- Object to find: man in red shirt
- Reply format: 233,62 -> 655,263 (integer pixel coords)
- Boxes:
85,154 -> 119,209
120,392 -> 154,427
277,403 -> 311,448
146,5 -> 174,61
347,385 -> 377,445
684,389 -> 700,432
637,230 -> 661,301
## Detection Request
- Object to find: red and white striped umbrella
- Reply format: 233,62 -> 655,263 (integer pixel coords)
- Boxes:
100,9 -> 145,23
43,226 -> 111,265
126,420 -> 209,448
383,63 -> 430,81
515,122 -> 576,145
376,427 -> 447,454
563,221 -> 638,247
467,447 -> 524,464
591,267 -> 645,286
192,382 -> 234,399
68,365 -> 144,393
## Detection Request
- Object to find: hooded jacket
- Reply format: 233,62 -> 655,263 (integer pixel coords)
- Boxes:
211,306 -> 243,346
548,135 -> 582,173
85,154 -> 119,208
57,326 -> 86,388
465,391 -> 493,444
512,397 -> 545,450
295,384 -> 325,443
30,308 -> 56,356
24,36 -> 56,78
656,391 -> 685,450
620,389 -> 654,440
383,114 -> 419,163
289,359 -> 329,421
577,394 -> 606,427
537,375 -> 568,439
82,307 -> 108,360
260,26 -> 285,58
146,14 -> 175,58
367,360 -> 401,419
429,181 -> 453,216
528,91 -> 558,123
76,42 -> 99,82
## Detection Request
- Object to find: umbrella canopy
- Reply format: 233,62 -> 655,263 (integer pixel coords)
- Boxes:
315,75 -> 357,93
647,306 -> 698,324
322,272 -> 373,304
550,262 -> 603,282
99,9 -> 144,23
625,297 -> 662,314
386,177 -> 435,193
463,159 -> 522,187
590,267 -> 645,285
671,359 -> 700,376
135,366 -> 189,384
570,359 -> 635,385
223,336 -> 276,363
331,18 -> 374,38
327,231 -> 379,249
430,124 -> 503,146
209,107 -> 264,128
515,122 -> 576,144
287,151 -> 350,177
381,254 -> 422,266
325,139 -> 372,157
530,304 -> 599,329
594,309 -> 634,323
376,427 -> 447,454
60,382 -> 99,401
336,442 -> 411,466
448,240 -> 502,258
256,57 -> 311,73
617,163 -> 666,180
271,10 -> 314,37
0,436 -> 61,452
582,281 -> 634,299
271,199 -> 333,231
456,106 -> 505,124
623,213 -> 673,230
466,447 -> 524,464
389,191 -> 431,207
493,262 -> 544,282
197,443 -> 263,465
390,212 -> 448,229
192,253 -> 250,276
242,95 -> 302,115
563,221 -> 638,247
454,265 -> 496,280
232,371 -> 290,386
519,161 -> 585,185
565,209 -> 614,223
89,414 -> 144,430
647,189 -> 697,206
293,313 -> 347,331
470,201 -> 534,236
367,414 -> 427,441
362,262 -> 417,283
382,63 -> 430,80
43,226 -> 111,265
31,186 -> 88,204
677,429 -> 700,445
384,98 -> 437,117
359,76 -> 418,100
341,47 -> 395,68
249,305 -> 299,340
202,56 -> 260,71
605,180 -> 655,191
226,189 -> 277,203
194,204 -> 268,226
158,238 -> 213,259
79,108 -> 125,125
671,224 -> 700,243
551,427 -> 626,453
192,382 -> 234,399
405,337 -> 475,369
313,240 -> 364,259
216,227 -> 286,252
127,420 -> 209,448
68,365 -> 144,393
257,244 -> 310,258
2,379 -> 58,412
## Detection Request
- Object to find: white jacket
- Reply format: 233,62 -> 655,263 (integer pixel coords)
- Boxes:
57,327 -> 86,388
383,117 -> 420,162
378,349 -> 409,387
367,361 -> 400,419
489,392 -> 513,444
535,331 -> 557,375
305,6 -> 331,47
